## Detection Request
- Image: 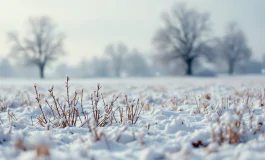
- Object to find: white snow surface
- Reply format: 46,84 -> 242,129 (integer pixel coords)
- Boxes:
0,76 -> 265,160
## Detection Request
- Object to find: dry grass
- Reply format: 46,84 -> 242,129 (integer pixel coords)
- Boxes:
15,137 -> 50,158
33,76 -> 144,129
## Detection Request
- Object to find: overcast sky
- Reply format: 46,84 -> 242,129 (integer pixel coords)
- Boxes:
0,0 -> 264,65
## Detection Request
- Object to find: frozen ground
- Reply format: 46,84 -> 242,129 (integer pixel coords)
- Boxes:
0,76 -> 265,160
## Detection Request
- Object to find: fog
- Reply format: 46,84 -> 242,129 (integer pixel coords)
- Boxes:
0,0 -> 264,79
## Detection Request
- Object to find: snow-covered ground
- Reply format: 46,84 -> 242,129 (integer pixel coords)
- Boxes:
0,76 -> 265,160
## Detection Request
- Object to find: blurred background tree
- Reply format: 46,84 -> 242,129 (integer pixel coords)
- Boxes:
7,16 -> 66,79
218,22 -> 252,75
105,42 -> 128,77
152,3 -> 213,76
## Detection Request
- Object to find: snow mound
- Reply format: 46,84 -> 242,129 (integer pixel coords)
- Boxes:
165,118 -> 187,134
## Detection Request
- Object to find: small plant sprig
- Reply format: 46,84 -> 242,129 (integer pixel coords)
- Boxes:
7,108 -> 18,123
90,83 -> 102,126
194,96 -> 201,114
34,84 -> 48,125
97,94 -> 120,127
171,97 -> 178,111
124,95 -> 143,124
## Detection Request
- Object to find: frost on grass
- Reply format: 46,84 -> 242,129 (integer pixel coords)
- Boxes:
0,76 -> 265,159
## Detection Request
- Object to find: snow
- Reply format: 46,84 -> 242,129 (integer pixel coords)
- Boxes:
0,76 -> 265,159
165,118 -> 187,134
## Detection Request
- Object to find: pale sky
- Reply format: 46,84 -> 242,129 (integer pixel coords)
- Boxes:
0,0 -> 264,65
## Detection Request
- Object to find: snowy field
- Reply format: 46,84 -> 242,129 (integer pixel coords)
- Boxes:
1,76 -> 265,160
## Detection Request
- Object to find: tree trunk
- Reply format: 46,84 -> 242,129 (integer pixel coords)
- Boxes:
185,59 -> 193,76
115,68 -> 120,77
228,61 -> 235,75
39,64 -> 45,79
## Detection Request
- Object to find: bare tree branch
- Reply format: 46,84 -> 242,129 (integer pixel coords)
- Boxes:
152,3 -> 213,75
219,21 -> 252,74
7,16 -> 66,78
105,42 -> 128,77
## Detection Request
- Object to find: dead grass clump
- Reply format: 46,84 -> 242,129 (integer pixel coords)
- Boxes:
15,138 -> 50,158
0,98 -> 8,111
33,76 -> 91,128
0,91 -> 33,112
90,86 -> 120,127
143,103 -> 151,111
194,96 -> 201,114
34,76 -> 144,128
259,95 -> 264,107
210,103 -> 264,145
205,93 -> 211,100
35,145 -> 50,157
15,138 -> 27,151
171,97 -> 178,111
123,95 -> 143,125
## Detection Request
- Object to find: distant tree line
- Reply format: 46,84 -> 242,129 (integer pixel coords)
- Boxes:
53,45 -> 156,78
153,3 -> 253,76
0,2 -> 264,78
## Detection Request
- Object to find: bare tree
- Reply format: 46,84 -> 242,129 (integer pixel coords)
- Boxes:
92,56 -> 111,77
220,22 -> 251,75
7,16 -> 66,79
0,58 -> 15,77
125,49 -> 151,77
105,42 -> 128,77
152,3 -> 213,75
